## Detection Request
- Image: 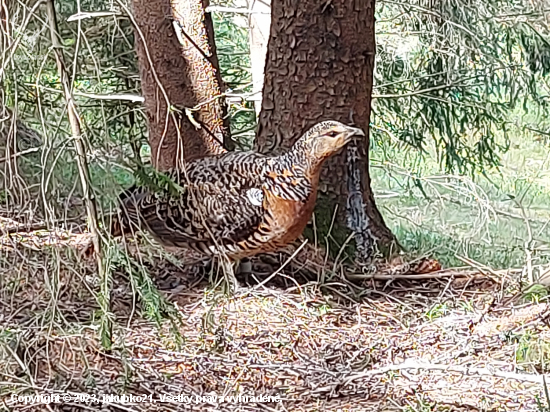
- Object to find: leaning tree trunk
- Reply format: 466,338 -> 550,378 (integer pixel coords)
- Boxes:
255,0 -> 397,258
132,0 -> 229,170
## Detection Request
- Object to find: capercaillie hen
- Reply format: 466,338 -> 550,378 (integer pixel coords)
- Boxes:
111,121 -> 365,288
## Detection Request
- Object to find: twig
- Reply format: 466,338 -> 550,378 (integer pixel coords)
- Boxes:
67,11 -> 120,21
0,146 -> 40,164
71,91 -> 144,103
249,239 -> 309,292
345,270 -> 474,281
372,82 -> 475,99
205,5 -> 271,14
187,81 -> 255,112
172,19 -> 214,66
455,255 -> 506,281
28,84 -> 144,103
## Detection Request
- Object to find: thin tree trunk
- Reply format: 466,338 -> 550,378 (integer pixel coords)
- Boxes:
256,0 -> 397,258
247,0 -> 271,117
45,0 -> 110,347
131,0 -> 229,170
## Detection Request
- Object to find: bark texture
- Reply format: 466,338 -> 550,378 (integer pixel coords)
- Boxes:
132,0 -> 228,170
256,0 -> 396,256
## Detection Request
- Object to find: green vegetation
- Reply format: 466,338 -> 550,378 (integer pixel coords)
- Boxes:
371,116 -> 550,268
2,0 -> 550,272
369,0 -> 550,269
425,302 -> 450,321
515,331 -> 550,373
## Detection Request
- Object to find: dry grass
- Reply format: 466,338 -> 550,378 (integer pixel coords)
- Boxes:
1,226 -> 550,412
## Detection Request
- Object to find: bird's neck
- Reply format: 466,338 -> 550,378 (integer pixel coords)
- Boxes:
279,140 -> 325,176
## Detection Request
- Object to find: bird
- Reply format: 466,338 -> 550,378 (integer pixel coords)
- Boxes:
111,120 -> 365,291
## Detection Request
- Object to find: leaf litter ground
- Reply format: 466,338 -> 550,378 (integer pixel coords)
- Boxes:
0,223 -> 549,412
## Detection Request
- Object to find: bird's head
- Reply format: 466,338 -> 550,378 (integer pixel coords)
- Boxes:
296,120 -> 365,161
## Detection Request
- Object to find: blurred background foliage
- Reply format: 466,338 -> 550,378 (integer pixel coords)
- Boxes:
1,0 -> 549,268
373,0 -> 550,173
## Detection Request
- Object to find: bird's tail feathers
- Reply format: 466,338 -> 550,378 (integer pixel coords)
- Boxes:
109,185 -> 145,237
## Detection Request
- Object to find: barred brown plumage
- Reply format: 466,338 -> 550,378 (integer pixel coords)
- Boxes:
112,121 -> 364,281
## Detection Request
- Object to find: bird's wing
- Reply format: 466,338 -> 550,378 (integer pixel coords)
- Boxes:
119,152 -> 268,247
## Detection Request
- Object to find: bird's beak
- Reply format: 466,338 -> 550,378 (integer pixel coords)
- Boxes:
345,126 -> 365,140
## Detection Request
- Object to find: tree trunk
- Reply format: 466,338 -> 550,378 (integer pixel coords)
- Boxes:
132,0 -> 229,170
255,0 -> 397,258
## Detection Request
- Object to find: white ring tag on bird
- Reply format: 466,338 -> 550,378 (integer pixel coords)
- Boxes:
246,188 -> 263,206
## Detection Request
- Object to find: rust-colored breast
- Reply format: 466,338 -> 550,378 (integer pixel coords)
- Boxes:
229,167 -> 321,259
263,188 -> 316,247
234,188 -> 317,259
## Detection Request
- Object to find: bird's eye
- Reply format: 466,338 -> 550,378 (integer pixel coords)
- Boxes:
328,131 -> 338,138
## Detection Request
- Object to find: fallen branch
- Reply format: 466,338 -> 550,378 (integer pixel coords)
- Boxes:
0,222 -> 48,235
345,270 -> 475,281
345,359 -> 549,386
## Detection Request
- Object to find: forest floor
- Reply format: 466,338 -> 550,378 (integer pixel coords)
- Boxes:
1,222 -> 550,412
1,119 -> 549,412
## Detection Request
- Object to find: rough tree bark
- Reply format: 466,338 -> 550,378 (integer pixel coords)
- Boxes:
132,0 -> 229,170
255,0 -> 397,257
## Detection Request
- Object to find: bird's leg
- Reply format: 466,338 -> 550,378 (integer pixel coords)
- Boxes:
237,258 -> 253,285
